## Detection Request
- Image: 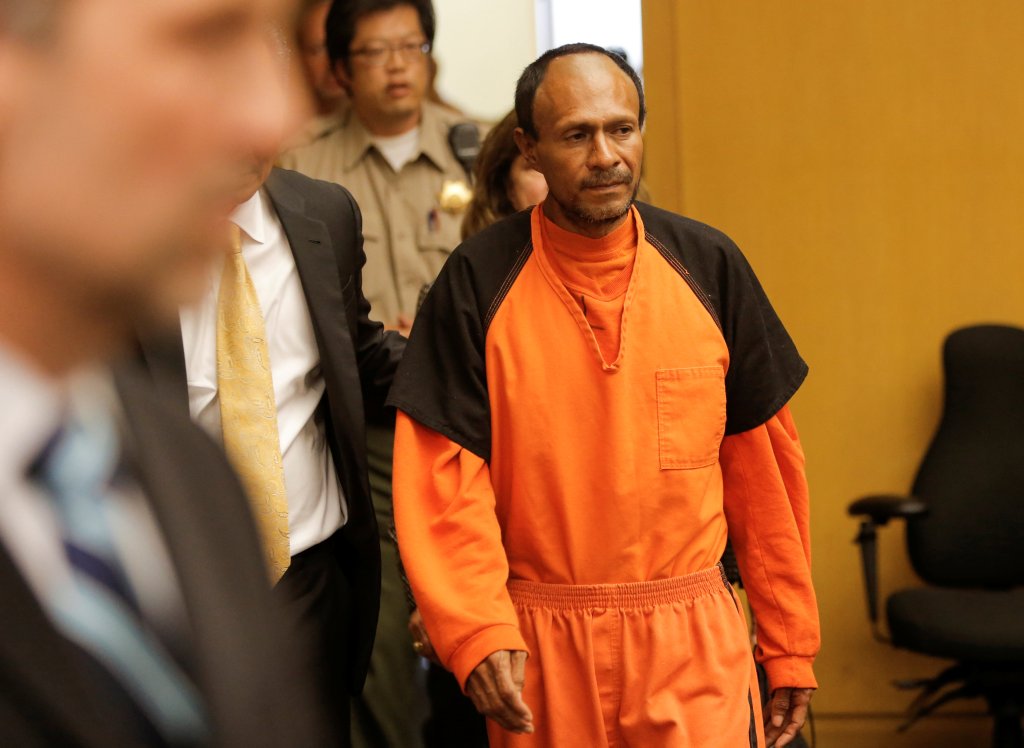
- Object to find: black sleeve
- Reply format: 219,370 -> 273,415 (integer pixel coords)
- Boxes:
385,210 -> 535,463
385,249 -> 493,461
716,237 -> 807,434
639,203 -> 807,434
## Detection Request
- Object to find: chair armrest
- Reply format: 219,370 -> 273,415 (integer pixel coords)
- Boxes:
848,494 -> 929,526
847,495 -> 927,632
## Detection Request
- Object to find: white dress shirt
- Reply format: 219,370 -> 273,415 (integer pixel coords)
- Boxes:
179,189 -> 347,556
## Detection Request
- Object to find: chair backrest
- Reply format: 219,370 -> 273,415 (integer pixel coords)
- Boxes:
907,324 -> 1024,588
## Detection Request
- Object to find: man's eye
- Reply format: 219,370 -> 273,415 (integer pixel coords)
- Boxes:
400,42 -> 422,54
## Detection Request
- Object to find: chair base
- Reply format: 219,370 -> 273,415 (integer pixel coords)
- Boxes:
990,693 -> 1023,748
896,662 -> 1024,748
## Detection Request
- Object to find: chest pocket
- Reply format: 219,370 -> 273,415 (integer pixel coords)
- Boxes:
656,366 -> 726,469
416,208 -> 461,279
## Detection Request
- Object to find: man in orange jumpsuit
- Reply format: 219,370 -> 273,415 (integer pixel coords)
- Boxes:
390,43 -> 819,747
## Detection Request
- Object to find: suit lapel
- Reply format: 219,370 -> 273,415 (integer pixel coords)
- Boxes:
114,369 -> 262,743
136,330 -> 189,413
264,171 -> 363,437
113,371 -> 213,668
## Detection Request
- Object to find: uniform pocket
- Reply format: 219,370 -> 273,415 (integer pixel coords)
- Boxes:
656,366 -> 726,469
416,210 -> 460,279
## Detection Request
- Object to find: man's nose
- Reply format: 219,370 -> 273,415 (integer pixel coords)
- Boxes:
385,47 -> 409,72
589,132 -> 619,170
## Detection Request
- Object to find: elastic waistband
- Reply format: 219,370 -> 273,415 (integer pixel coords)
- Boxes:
507,564 -> 729,611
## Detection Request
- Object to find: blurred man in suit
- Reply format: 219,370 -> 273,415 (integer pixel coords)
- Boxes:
0,0 -> 333,744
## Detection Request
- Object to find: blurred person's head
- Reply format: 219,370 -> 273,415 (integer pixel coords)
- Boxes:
298,0 -> 347,115
0,0 -> 305,373
462,111 -> 548,239
325,0 -> 434,136
514,44 -> 644,239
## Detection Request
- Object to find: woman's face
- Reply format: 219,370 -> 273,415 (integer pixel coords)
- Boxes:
506,154 -> 549,212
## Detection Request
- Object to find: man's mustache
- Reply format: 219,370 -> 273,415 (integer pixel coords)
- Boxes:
581,168 -> 633,188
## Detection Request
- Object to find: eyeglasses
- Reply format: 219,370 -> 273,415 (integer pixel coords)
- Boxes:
349,39 -> 431,67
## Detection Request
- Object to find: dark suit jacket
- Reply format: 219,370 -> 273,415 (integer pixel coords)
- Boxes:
136,167 -> 406,693
0,364 -> 332,747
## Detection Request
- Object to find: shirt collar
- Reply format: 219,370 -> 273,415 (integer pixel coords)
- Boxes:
418,101 -> 456,172
0,342 -> 67,480
339,99 -> 451,173
230,189 -> 267,245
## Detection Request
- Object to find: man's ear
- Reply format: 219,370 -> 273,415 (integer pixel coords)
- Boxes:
332,60 -> 352,95
513,127 -> 538,169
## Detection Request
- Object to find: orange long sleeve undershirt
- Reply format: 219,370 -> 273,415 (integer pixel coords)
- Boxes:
721,408 -> 819,689
392,414 -> 526,688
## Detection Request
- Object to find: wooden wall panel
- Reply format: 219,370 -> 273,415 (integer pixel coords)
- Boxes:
642,1 -> 1024,742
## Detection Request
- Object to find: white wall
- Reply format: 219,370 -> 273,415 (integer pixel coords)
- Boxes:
542,0 -> 644,75
432,0 -> 537,123
430,0 -> 645,123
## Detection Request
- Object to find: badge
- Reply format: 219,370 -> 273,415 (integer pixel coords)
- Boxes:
438,179 -> 473,214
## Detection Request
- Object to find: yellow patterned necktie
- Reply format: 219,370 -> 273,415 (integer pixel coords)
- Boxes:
216,224 -> 290,582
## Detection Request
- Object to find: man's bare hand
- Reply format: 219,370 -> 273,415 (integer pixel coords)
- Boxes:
764,687 -> 814,747
465,650 -> 534,734
407,609 -> 441,665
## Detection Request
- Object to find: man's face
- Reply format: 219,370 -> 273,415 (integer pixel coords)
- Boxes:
0,0 -> 304,329
337,4 -> 428,135
515,54 -> 643,237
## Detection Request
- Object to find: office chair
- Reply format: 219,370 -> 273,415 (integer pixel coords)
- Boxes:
848,324 -> 1024,748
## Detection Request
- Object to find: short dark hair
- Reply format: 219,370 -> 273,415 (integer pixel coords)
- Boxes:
325,0 -> 435,72
515,43 -> 646,140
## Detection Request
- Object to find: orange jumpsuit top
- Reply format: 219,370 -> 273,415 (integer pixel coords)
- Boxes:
390,203 -> 820,692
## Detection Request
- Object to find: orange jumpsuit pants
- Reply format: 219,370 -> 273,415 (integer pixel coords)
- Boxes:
491,567 -> 763,748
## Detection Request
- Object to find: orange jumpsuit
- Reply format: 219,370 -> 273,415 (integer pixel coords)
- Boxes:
391,204 -> 820,746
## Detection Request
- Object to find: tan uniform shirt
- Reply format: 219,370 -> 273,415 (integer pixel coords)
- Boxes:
280,101 -> 473,325
284,107 -> 348,152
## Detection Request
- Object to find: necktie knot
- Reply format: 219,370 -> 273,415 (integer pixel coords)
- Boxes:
31,405 -> 137,607
34,406 -> 119,522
